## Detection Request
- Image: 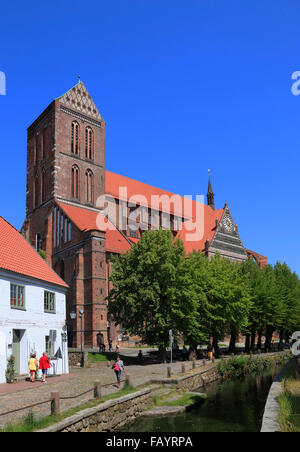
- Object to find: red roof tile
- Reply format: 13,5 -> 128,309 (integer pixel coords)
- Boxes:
0,217 -> 68,288
56,202 -> 131,254
105,171 -> 224,254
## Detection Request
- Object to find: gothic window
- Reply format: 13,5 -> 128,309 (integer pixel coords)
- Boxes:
71,121 -> 79,154
42,129 -> 46,160
34,135 -> 39,164
41,168 -> 46,203
85,127 -> 93,160
35,233 -> 42,252
72,165 -> 80,199
85,169 -> 94,204
34,174 -> 39,208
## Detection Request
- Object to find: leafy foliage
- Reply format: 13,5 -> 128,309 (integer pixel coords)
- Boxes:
107,230 -> 300,353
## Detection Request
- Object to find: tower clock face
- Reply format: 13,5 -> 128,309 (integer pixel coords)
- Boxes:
223,215 -> 234,232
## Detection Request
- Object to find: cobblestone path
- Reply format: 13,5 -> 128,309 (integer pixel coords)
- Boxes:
0,359 -> 215,428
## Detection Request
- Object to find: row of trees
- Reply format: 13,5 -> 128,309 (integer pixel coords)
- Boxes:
108,230 -> 300,359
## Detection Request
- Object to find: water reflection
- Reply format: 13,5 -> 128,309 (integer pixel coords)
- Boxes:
121,367 -> 279,433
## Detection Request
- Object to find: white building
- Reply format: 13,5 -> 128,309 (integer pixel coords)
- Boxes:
0,216 -> 69,383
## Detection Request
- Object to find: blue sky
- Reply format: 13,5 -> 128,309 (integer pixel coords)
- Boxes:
0,1 -> 299,275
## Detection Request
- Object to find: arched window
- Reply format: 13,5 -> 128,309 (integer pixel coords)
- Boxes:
35,233 -> 42,252
72,165 -> 80,199
71,121 -> 79,154
34,135 -> 39,164
85,169 -> 94,204
41,168 -> 46,203
34,174 -> 39,208
85,127 -> 93,160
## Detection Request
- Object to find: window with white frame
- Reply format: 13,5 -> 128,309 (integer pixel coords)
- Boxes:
10,284 -> 25,309
44,291 -> 56,313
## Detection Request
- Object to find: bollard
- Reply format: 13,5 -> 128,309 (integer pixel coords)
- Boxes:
167,366 -> 171,378
181,364 -> 185,374
192,359 -> 196,369
126,373 -> 133,387
203,359 -> 206,366
212,356 -> 215,364
51,391 -> 60,416
94,380 -> 101,399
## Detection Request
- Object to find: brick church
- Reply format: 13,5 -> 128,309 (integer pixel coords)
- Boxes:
22,81 -> 267,349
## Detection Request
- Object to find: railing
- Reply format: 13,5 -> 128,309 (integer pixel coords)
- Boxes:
0,376 -> 130,419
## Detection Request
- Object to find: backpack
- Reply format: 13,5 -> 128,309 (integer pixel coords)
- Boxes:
112,362 -> 120,371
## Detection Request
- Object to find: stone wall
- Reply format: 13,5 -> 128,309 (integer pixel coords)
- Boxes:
68,350 -> 89,367
38,388 -> 152,432
151,366 -> 220,391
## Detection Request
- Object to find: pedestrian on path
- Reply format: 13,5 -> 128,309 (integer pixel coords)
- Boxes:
112,355 -> 125,388
207,342 -> 214,361
108,339 -> 113,352
115,343 -> 120,354
28,353 -> 38,382
39,352 -> 51,383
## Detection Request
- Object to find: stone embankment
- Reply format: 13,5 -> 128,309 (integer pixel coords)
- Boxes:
37,351 -> 289,432
38,388 -> 153,433
260,359 -> 292,433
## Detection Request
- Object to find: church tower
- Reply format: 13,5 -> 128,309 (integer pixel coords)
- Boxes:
23,80 -> 108,348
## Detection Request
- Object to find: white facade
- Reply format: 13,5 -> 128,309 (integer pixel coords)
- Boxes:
0,270 -> 69,384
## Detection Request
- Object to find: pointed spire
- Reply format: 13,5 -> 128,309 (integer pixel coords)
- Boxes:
207,170 -> 215,210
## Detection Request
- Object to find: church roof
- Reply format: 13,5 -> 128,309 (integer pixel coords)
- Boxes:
0,216 -> 68,288
105,171 -> 224,255
56,202 -> 131,254
57,172 -> 266,261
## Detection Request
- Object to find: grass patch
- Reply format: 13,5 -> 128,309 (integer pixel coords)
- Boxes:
152,391 -> 206,408
88,352 -> 138,365
162,393 -> 206,407
1,385 -> 137,432
278,361 -> 300,432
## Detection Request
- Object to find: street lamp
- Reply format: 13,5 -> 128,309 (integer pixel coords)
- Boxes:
79,310 -> 84,352
69,310 -> 84,351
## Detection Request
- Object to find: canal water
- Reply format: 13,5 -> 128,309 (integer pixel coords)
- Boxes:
121,367 -> 279,432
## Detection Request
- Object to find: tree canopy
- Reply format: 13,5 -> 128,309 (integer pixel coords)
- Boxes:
108,230 -> 300,354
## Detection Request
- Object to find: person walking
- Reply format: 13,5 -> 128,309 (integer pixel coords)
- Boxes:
108,339 -> 113,352
207,342 -> 214,361
112,355 -> 125,387
115,343 -> 120,354
28,353 -> 38,382
39,352 -> 51,383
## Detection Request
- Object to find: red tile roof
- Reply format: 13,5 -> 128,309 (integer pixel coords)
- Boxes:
105,171 -> 224,255
0,216 -> 68,288
56,202 -> 131,254
58,173 -> 268,260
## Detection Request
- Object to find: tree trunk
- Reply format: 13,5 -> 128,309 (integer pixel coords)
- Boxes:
229,334 -> 236,354
257,330 -> 263,350
212,337 -> 220,359
245,334 -> 250,353
250,327 -> 256,352
264,327 -> 274,351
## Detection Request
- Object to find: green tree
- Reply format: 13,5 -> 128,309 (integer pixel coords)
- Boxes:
274,262 -> 300,343
107,230 -> 198,360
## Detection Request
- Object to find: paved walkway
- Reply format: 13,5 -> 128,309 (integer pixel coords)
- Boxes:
0,358 -> 215,428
